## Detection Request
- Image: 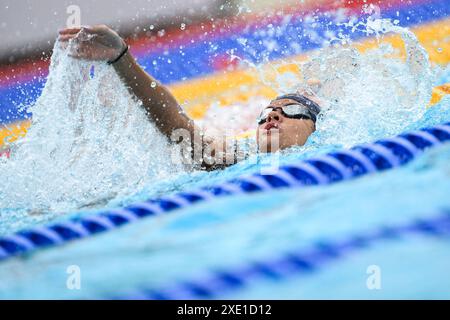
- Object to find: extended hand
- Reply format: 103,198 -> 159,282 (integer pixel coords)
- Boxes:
58,25 -> 126,62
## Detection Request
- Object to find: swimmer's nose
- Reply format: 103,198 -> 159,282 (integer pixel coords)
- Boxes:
266,109 -> 283,123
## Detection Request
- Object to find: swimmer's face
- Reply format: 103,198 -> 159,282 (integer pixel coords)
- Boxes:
256,98 -> 316,153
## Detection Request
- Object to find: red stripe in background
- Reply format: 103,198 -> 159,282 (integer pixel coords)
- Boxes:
0,0 -> 431,88
0,59 -> 49,89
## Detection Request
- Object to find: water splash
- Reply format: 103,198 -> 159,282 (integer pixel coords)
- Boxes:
304,18 -> 434,147
0,42 -> 184,213
202,18 -> 435,149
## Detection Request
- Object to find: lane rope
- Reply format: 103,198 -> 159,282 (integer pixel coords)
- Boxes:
0,122 -> 449,261
117,210 -> 450,299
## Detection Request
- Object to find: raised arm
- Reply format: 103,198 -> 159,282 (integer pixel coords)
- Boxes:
112,48 -> 195,137
58,25 -> 235,170
59,25 -> 195,138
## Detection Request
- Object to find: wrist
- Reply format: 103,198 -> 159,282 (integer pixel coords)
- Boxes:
108,42 -> 129,65
111,47 -> 135,72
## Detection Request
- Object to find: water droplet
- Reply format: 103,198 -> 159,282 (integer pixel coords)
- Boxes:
180,23 -> 186,30
151,81 -> 157,88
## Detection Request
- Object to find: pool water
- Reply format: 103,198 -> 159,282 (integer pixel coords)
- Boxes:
0,0 -> 450,299
1,97 -> 449,299
1,106 -> 450,298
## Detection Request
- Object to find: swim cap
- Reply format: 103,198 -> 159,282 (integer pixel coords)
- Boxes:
274,93 -> 321,123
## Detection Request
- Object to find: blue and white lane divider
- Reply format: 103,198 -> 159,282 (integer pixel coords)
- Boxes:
117,210 -> 450,299
1,122 -> 450,261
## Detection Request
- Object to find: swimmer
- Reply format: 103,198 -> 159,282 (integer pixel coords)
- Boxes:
58,25 -> 322,170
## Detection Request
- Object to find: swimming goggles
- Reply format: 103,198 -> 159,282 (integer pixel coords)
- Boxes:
257,104 -> 313,125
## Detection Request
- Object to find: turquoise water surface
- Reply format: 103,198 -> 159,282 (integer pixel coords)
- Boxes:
0,1 -> 449,297
0,90 -> 449,299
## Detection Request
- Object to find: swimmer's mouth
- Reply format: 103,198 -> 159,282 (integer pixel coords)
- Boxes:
264,122 -> 279,131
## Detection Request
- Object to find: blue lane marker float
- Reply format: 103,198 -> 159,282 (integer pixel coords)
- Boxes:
117,210 -> 450,300
0,122 -> 449,261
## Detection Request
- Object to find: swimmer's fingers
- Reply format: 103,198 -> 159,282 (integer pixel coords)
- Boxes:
60,25 -> 124,61
58,27 -> 81,35
67,43 -> 110,61
78,26 -> 96,34
58,26 -> 94,34
58,26 -> 96,41
67,43 -> 91,60
57,34 -> 81,53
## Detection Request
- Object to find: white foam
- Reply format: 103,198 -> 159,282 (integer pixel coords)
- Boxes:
200,18 -> 435,151
0,42 -> 185,213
